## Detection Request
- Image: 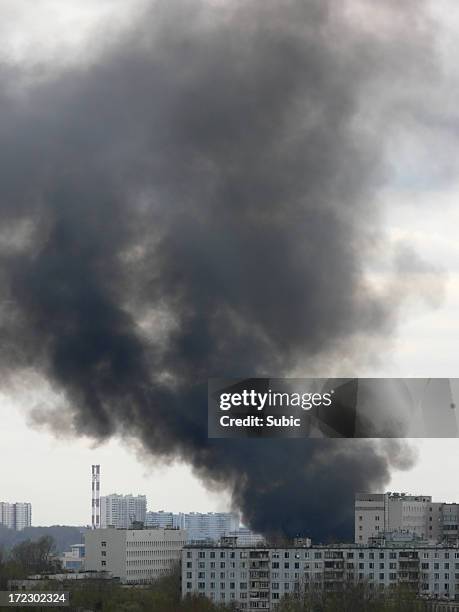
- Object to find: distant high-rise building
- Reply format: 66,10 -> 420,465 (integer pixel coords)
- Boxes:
91,465 -> 101,529
0,502 -> 32,530
100,494 -> 147,529
145,511 -> 180,529
145,511 -> 241,542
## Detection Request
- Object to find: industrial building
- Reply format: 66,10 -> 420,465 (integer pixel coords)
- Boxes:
84,526 -> 186,584
0,502 -> 32,530
183,539 -> 459,610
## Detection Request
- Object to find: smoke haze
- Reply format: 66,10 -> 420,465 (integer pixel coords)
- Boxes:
0,0 -> 439,539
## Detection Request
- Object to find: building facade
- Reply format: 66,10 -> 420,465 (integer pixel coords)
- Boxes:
100,494 -> 147,529
183,541 -> 459,610
355,493 -> 459,544
0,502 -> 32,530
85,526 -> 186,584
145,511 -> 241,542
61,544 -> 85,571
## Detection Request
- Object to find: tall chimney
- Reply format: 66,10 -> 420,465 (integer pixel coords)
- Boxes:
91,464 -> 100,529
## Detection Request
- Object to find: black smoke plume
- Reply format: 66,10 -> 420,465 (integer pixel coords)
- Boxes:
0,0 -> 435,540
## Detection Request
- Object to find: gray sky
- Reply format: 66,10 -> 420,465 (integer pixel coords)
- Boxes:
1,0 -> 459,527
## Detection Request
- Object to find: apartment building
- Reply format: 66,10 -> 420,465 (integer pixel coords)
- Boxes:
100,494 -> 147,529
183,541 -> 459,610
0,502 -> 32,530
145,511 -> 241,542
85,526 -> 186,584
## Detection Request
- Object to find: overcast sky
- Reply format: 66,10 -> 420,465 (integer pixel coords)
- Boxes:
1,0 -> 459,527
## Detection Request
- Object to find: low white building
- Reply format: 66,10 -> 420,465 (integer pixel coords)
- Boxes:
84,527 -> 186,584
183,541 -> 459,610
60,544 -> 85,572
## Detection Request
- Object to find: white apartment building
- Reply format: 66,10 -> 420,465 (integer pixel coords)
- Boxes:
84,526 -> 186,584
355,493 -> 459,544
186,512 -> 239,542
183,541 -> 459,610
145,511 -> 181,529
145,511 -> 240,542
226,528 -> 265,547
0,502 -> 32,530
100,494 -> 146,529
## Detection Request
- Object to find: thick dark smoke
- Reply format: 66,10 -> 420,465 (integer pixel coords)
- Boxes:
0,0 -> 436,539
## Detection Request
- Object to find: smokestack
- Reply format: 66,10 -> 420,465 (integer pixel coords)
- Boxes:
91,465 -> 100,529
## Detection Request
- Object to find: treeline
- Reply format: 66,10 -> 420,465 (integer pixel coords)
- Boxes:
275,583 -> 428,611
0,525 -> 83,553
0,536 -> 60,588
59,569 -> 238,611
63,578 -> 429,612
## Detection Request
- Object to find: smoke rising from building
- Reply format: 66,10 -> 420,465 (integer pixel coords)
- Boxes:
0,0 -> 438,539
